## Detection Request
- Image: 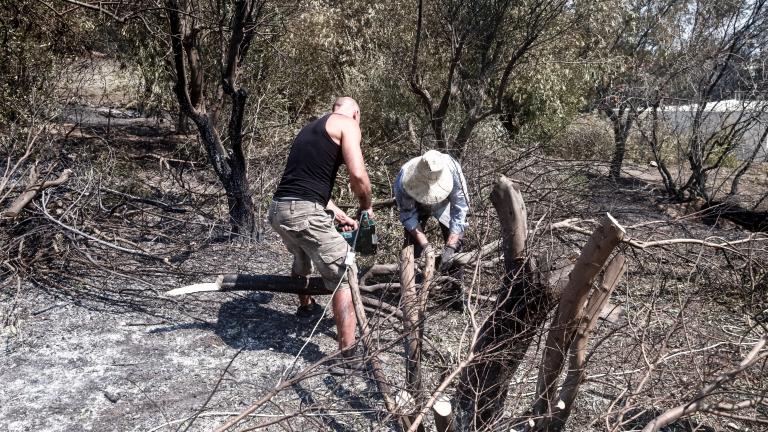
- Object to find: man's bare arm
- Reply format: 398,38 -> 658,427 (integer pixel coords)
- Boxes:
409,226 -> 429,248
338,118 -> 373,216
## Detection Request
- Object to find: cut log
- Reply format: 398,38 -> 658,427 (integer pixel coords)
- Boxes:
219,274 -> 331,294
166,274 -> 332,296
433,394 -> 455,432
360,263 -> 399,285
168,273 -> 390,297
166,274 -> 403,319
532,213 -> 626,423
396,390 -> 416,415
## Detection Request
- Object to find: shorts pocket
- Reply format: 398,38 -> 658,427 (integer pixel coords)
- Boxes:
317,235 -> 349,265
279,219 -> 309,232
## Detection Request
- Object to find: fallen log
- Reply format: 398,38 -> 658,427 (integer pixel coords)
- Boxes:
167,274 -> 332,296
168,273 -> 395,296
166,274 -> 404,320
4,167 -> 73,217
167,273 -> 462,299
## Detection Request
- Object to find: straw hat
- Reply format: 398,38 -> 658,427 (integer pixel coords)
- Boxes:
401,150 -> 453,205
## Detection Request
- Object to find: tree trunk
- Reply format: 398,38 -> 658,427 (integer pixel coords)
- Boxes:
609,108 -> 633,179
531,214 -> 625,422
223,158 -> 255,236
646,104 -> 681,199
165,0 -> 257,237
542,254 -> 627,432
456,176 -> 552,430
453,116 -> 478,160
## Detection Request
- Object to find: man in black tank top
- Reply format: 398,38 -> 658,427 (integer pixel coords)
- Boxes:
268,97 -> 373,371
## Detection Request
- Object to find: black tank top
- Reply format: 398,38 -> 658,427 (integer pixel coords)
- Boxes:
274,114 -> 343,205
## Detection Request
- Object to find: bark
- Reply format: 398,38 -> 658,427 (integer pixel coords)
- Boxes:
176,109 -> 190,134
543,255 -> 627,432
456,176 -> 551,430
399,236 -> 426,432
604,106 -> 634,179
532,214 -> 625,422
218,274 -> 330,295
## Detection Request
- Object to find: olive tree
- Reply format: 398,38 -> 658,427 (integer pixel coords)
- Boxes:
408,0 -> 571,158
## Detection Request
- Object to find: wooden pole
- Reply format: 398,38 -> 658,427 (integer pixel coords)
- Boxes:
346,265 -> 407,430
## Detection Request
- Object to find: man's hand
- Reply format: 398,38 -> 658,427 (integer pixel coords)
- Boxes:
327,200 -> 358,231
359,207 -> 375,220
336,212 -> 358,232
440,245 -> 457,271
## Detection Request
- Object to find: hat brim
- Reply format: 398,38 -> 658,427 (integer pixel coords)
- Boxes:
402,155 -> 453,205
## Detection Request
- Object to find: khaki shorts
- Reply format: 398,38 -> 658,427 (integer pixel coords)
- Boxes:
268,200 -> 353,290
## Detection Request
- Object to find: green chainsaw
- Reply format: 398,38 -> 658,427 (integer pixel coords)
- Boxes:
338,210 -> 378,256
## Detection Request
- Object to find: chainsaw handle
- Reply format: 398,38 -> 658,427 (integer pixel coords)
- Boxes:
359,210 -> 370,226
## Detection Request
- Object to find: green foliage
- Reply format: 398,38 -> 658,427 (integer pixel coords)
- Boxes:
501,52 -> 593,144
0,1 -> 99,123
705,131 -> 742,169
548,115 -> 614,160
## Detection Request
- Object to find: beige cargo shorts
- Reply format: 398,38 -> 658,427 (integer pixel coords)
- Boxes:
268,200 -> 353,290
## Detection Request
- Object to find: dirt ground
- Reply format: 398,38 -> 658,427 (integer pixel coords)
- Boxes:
1,237 -> 405,432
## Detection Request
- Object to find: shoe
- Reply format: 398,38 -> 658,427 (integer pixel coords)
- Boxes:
296,300 -> 323,318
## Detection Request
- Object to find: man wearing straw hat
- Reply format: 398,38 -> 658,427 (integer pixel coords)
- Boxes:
394,150 -> 470,309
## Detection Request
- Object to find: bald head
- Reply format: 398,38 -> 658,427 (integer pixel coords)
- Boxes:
332,97 -> 361,122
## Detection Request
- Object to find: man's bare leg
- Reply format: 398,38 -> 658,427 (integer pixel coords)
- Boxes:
332,288 -> 356,351
292,254 -> 313,308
